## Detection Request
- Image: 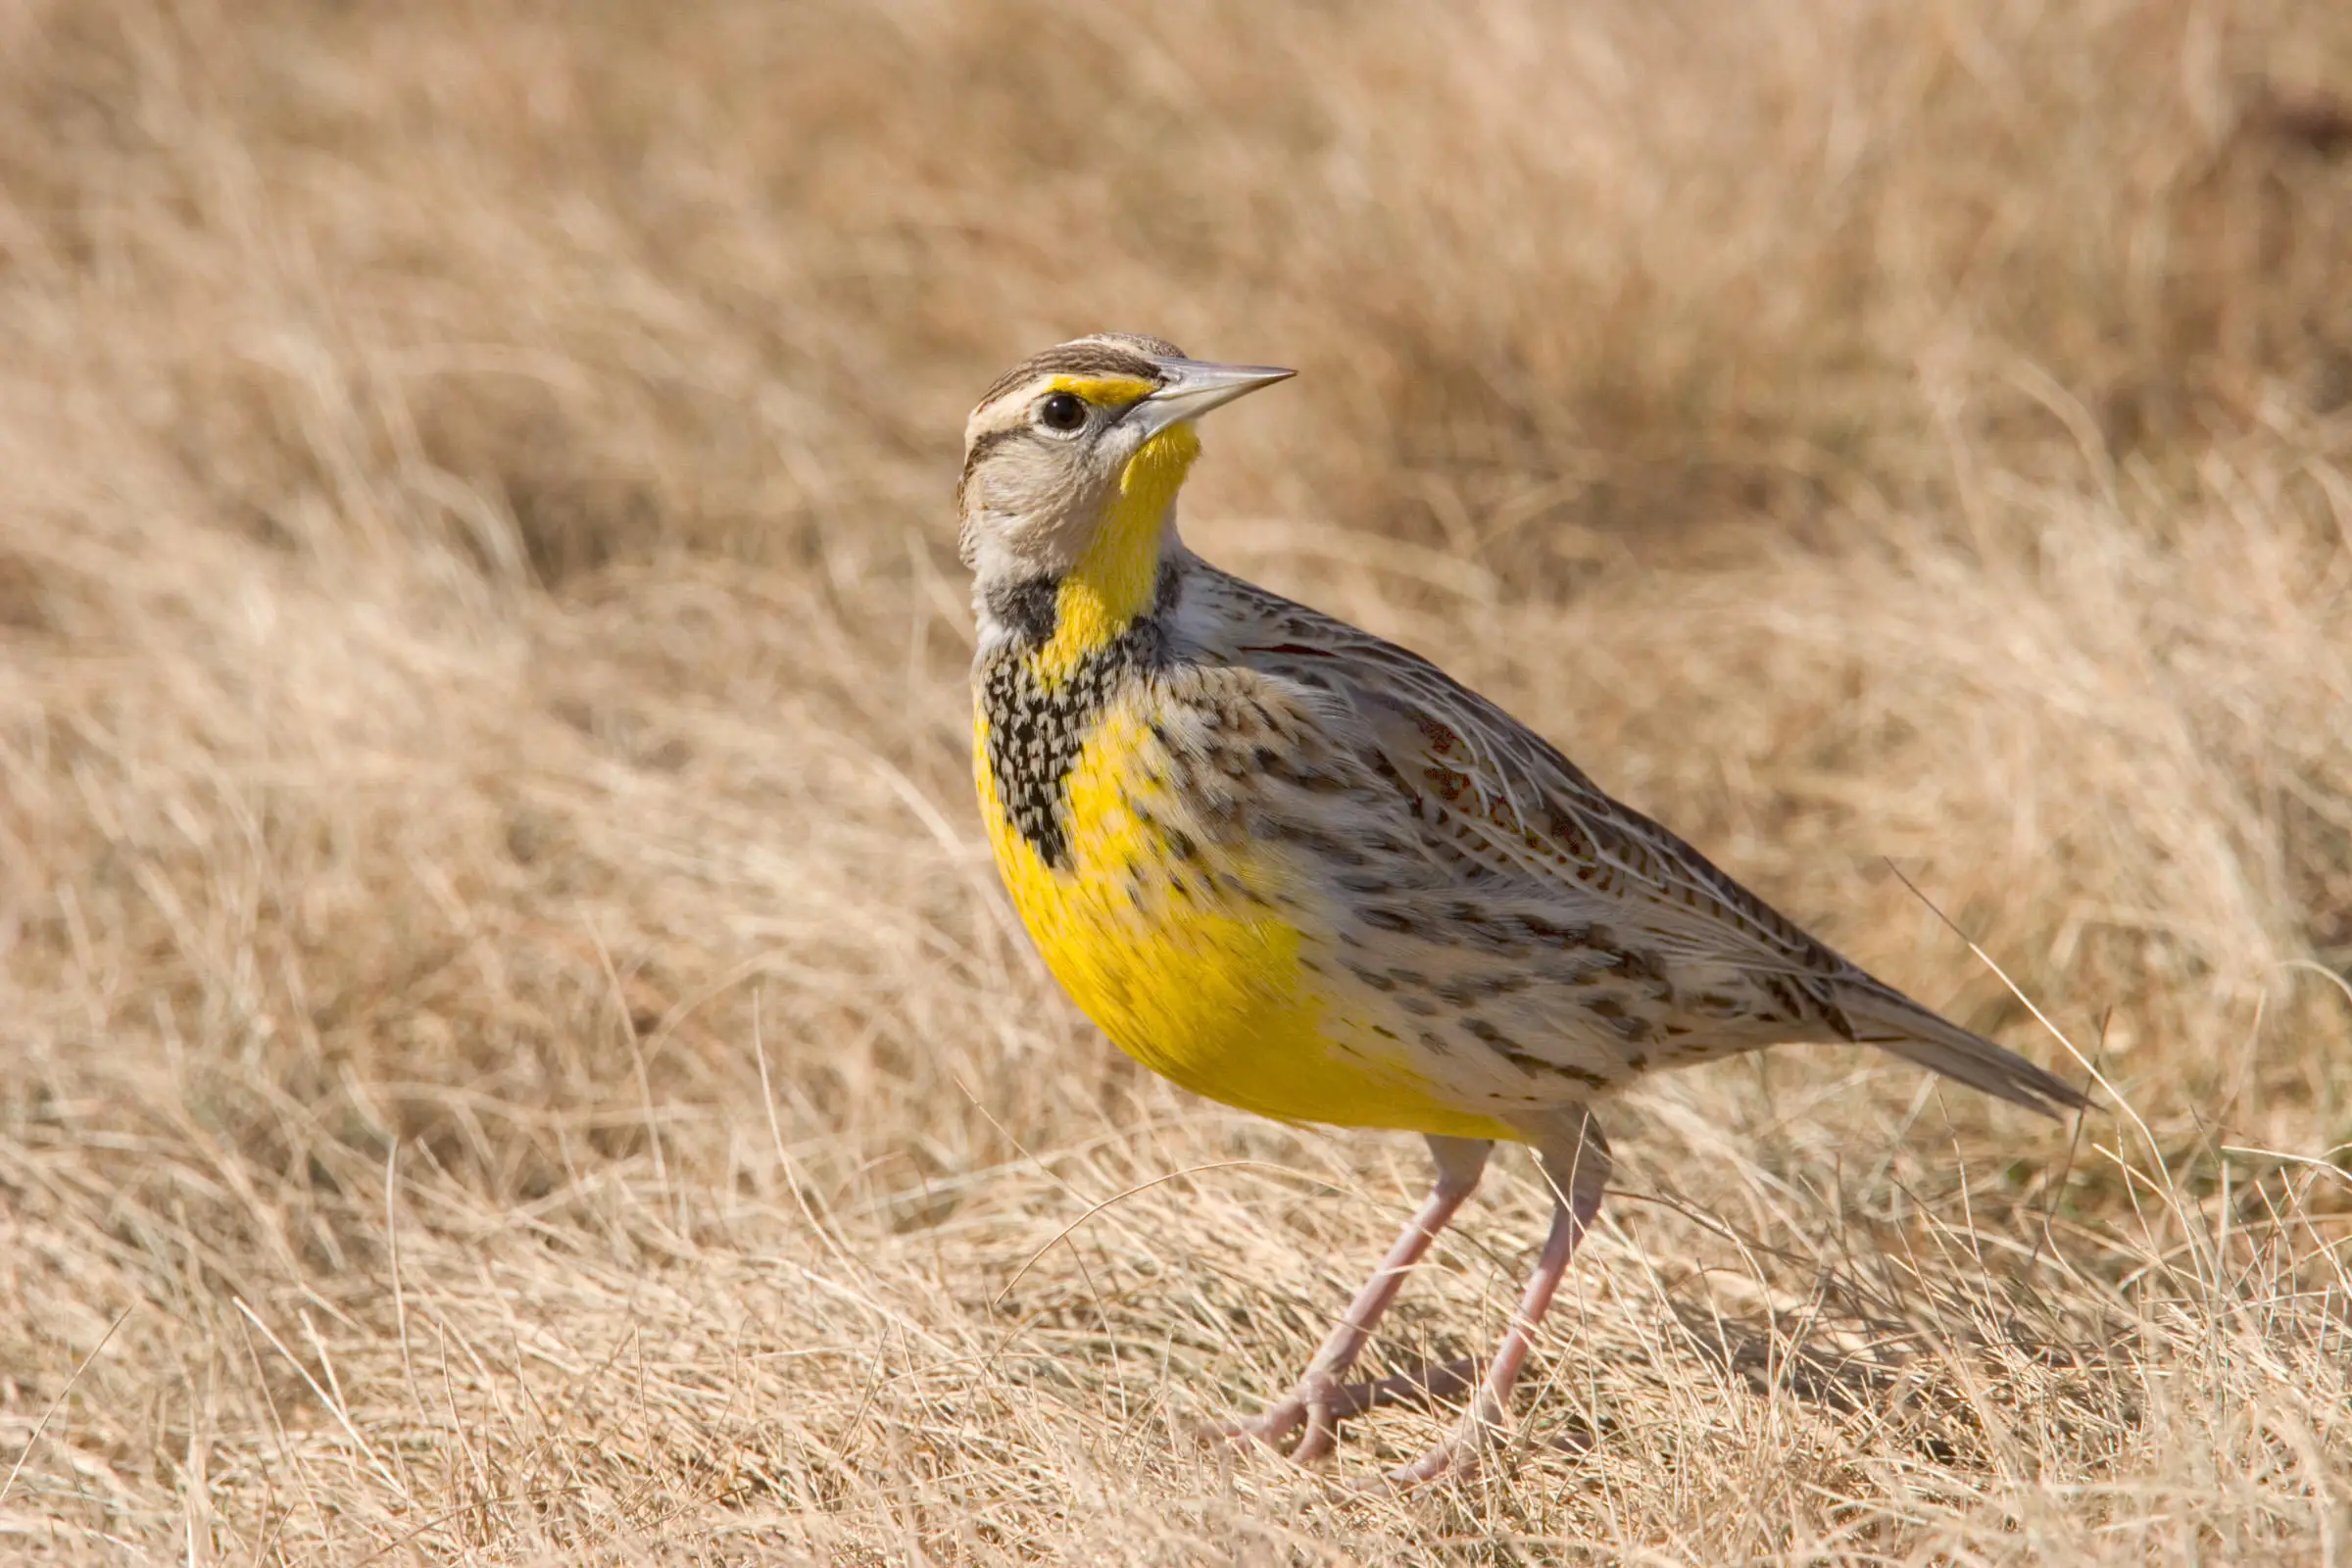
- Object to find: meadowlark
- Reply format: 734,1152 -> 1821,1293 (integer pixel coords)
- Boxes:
959,333 -> 2089,1486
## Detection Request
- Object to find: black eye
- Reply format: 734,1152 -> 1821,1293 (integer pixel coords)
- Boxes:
1037,392 -> 1088,432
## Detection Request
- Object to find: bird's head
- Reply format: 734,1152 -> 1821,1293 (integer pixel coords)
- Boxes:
956,334 -> 1292,619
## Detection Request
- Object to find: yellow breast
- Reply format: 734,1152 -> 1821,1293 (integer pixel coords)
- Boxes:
973,690 -> 1515,1140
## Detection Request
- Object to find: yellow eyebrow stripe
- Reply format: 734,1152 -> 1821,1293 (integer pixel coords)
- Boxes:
1049,374 -> 1156,405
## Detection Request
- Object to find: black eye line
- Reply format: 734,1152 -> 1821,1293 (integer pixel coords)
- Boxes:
1104,385 -> 1168,426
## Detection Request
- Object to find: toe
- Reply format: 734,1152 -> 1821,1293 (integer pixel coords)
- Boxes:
1397,1433 -> 1493,1488
1373,1411 -> 1505,1489
1198,1396 -> 1310,1453
1290,1403 -> 1340,1465
1377,1442 -> 1464,1489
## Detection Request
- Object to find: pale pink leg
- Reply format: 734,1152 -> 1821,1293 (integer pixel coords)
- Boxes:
1382,1109 -> 1610,1487
1213,1136 -> 1492,1462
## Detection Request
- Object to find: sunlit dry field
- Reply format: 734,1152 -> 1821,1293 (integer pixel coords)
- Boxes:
4,1 -> 2352,1561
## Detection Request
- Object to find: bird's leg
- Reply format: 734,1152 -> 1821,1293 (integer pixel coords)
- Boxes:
1382,1109 -> 1610,1488
1212,1135 -> 1491,1463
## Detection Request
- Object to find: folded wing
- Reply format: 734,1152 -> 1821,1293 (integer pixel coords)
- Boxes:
1209,568 -> 2089,1118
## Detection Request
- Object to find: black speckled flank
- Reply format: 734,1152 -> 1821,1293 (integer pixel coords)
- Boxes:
977,573 -> 1175,871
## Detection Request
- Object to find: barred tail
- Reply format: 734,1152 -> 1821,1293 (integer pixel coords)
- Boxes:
1838,982 -> 2093,1118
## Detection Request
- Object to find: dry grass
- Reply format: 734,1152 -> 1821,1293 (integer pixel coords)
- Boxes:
4,0 -> 2352,1560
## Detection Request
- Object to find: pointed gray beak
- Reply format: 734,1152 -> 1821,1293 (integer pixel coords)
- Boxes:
1127,357 -> 1296,438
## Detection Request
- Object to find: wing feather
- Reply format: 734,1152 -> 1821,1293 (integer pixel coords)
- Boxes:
1195,563 -> 2089,1116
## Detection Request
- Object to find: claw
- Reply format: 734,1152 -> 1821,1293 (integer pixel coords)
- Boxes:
1200,1357 -> 1482,1469
1367,1408 -> 1501,1490
1195,1378 -> 1329,1458
1364,1413 -> 1593,1491
1291,1400 -> 1341,1464
1376,1441 -> 1473,1489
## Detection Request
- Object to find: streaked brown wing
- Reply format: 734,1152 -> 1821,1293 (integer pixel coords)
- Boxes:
1207,569 -> 1862,987
1194,563 -> 2092,1117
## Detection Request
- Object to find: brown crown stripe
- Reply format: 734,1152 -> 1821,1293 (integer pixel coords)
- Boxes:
973,335 -> 1184,413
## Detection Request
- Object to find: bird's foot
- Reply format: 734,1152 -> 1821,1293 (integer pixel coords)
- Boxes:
1198,1375 -> 1337,1462
1364,1407 -> 1593,1491
1365,1406 -> 1499,1490
1200,1357 -> 1480,1467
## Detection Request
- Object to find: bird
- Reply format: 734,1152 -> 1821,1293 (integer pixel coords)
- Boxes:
956,332 -> 2090,1486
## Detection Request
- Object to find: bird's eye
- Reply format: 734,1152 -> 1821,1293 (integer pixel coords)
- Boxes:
1036,392 -> 1088,432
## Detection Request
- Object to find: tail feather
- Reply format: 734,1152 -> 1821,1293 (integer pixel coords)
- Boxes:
1837,982 -> 2092,1118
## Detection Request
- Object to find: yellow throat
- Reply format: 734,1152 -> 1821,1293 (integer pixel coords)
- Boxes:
1031,422 -> 1200,680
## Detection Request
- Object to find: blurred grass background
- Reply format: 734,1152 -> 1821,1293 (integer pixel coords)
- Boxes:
3,1 -> 2351,1561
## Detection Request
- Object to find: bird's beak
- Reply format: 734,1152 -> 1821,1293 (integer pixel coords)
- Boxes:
1128,358 -> 1296,438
